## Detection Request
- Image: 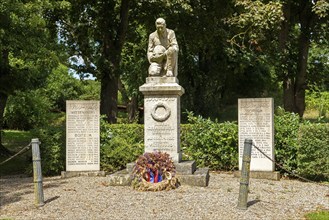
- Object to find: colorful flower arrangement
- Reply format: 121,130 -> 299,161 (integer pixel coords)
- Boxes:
132,151 -> 179,191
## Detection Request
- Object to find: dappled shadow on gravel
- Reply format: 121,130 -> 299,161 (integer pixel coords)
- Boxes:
1,174 -> 328,219
0,176 -> 67,207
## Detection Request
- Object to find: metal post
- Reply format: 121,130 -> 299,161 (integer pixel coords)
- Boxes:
32,138 -> 44,207
237,139 -> 252,210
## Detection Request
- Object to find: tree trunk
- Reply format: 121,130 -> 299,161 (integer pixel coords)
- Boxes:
118,79 -> 139,123
0,47 -> 12,156
281,2 -> 313,117
294,31 -> 310,117
294,4 -> 313,117
0,92 -> 11,156
280,3 -> 296,112
283,77 -> 296,112
127,95 -> 138,123
99,0 -> 130,124
100,73 -> 118,123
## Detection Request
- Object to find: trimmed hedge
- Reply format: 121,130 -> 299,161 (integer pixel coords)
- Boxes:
32,112 -> 328,181
297,123 -> 329,180
100,120 -> 144,173
181,113 -> 238,170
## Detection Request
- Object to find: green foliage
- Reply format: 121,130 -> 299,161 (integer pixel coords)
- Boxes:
4,90 -> 52,130
312,0 -> 329,18
2,112 -> 327,180
79,80 -> 100,100
100,118 -> 144,173
30,121 -> 66,176
274,108 -> 328,180
181,112 -> 238,170
0,0 -> 59,94
45,64 -> 84,111
306,89 -> 329,118
3,64 -> 100,131
308,42 -> 329,90
0,130 -> 32,176
225,0 -> 283,51
297,123 -> 329,181
274,107 -> 300,174
227,0 -> 283,30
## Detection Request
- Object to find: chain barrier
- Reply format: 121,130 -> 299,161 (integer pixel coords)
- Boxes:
0,142 -> 32,166
252,143 -> 329,188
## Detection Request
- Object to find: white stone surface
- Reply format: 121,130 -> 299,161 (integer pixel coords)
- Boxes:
140,77 -> 184,162
66,100 -> 100,171
238,98 -> 274,171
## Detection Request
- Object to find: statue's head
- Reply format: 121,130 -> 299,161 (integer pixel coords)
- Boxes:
155,18 -> 166,35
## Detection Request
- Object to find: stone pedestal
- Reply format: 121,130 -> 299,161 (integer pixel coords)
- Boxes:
139,77 -> 184,162
106,77 -> 209,187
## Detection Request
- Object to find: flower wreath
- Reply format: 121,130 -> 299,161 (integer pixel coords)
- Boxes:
132,151 -> 179,191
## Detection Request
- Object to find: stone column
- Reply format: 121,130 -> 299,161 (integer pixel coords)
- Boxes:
139,77 -> 184,162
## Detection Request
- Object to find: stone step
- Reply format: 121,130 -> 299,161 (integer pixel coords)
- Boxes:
233,170 -> 280,181
61,171 -> 106,178
107,163 -> 209,187
176,168 -> 209,187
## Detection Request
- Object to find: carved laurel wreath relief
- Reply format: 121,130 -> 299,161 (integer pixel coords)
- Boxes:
151,102 -> 171,122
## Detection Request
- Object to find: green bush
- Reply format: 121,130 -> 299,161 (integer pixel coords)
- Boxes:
4,90 -> 52,130
30,122 -> 66,176
181,112 -> 238,170
274,107 -> 300,174
100,118 -> 144,173
297,123 -> 329,181
306,89 -> 329,118
24,110 -> 327,181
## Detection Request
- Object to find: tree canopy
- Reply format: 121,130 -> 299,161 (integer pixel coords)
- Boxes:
0,0 -> 60,154
1,0 -> 328,134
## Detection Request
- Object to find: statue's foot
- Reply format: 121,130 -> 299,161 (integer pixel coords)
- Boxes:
166,71 -> 173,77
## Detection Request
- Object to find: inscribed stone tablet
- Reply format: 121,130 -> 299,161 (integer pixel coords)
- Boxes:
66,100 -> 100,171
238,98 -> 274,171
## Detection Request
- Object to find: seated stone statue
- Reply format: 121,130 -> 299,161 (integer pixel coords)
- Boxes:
147,18 -> 179,77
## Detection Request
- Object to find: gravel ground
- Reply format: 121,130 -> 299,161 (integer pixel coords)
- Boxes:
1,172 -> 328,220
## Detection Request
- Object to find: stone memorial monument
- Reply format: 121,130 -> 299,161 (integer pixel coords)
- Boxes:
139,18 -> 208,186
107,18 -> 209,187
236,98 -> 279,180
140,17 -> 182,161
62,100 -> 105,178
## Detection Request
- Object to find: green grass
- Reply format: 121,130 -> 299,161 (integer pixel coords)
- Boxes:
304,109 -> 329,123
0,130 -> 33,176
305,210 -> 329,220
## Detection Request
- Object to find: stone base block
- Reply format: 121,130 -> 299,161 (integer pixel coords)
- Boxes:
175,160 -> 196,175
107,170 -> 132,186
126,162 -> 135,173
107,161 -> 209,187
61,171 -> 106,178
234,171 -> 280,181
176,168 -> 210,187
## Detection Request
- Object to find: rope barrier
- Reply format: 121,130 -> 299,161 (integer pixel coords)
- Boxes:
252,143 -> 329,188
0,142 -> 32,166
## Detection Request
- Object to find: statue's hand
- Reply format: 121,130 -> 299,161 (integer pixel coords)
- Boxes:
150,53 -> 165,63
